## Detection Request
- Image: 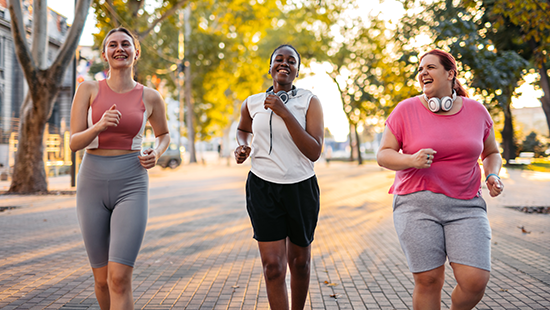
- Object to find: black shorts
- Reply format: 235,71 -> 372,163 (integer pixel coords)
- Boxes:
245,172 -> 320,247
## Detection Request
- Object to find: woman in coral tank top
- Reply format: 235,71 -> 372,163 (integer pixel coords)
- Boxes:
70,27 -> 170,309
377,49 -> 504,310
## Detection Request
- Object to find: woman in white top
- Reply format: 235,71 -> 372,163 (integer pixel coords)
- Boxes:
234,44 -> 324,310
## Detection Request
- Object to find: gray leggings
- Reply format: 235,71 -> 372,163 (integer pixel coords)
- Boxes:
393,191 -> 491,273
77,152 -> 148,268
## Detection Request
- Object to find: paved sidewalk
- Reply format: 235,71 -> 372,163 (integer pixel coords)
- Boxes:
0,162 -> 549,309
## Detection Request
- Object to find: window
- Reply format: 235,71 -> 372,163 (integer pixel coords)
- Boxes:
0,36 -> 5,70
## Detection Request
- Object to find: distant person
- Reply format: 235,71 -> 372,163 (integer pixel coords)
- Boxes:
324,144 -> 332,165
234,44 -> 324,310
70,27 -> 170,310
376,49 -> 504,310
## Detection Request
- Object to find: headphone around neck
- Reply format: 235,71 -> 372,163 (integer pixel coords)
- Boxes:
423,90 -> 457,113
266,86 -> 297,104
265,85 -> 298,155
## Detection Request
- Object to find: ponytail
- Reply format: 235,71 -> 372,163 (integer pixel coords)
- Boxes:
452,75 -> 468,98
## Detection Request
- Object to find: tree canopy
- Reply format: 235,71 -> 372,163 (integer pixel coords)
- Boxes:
462,0 -> 550,140
90,0 -> 549,164
323,13 -> 419,161
91,0 -> 349,143
398,0 -> 531,161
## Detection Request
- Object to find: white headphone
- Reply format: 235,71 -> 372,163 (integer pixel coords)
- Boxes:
423,90 -> 457,113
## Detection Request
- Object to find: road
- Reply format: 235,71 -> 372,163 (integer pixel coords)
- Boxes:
0,161 -> 549,309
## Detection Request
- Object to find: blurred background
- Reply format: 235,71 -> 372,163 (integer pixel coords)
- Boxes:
0,0 -> 548,186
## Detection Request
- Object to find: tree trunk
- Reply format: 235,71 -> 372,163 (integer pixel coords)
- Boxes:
354,124 -> 363,165
8,80 -> 56,193
6,0 -> 91,194
184,5 -> 197,163
501,101 -> 516,164
32,0 -> 48,69
538,62 -> 550,137
185,67 -> 197,163
348,122 -> 354,161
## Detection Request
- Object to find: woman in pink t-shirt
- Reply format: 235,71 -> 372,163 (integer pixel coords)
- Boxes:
377,49 -> 504,310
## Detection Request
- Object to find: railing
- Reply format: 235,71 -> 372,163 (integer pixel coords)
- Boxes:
5,130 -> 73,177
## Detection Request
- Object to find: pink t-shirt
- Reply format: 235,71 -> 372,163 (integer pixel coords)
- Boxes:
385,96 -> 493,199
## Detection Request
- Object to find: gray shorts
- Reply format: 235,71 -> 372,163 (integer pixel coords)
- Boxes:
77,152 -> 148,268
393,191 -> 491,273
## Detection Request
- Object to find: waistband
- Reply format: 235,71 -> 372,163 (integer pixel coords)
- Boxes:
79,152 -> 145,180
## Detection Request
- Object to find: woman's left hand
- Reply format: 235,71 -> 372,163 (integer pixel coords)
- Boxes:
486,175 -> 504,197
139,148 -> 158,169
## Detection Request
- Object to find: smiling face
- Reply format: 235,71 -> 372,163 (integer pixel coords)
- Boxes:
102,31 -> 139,69
269,46 -> 300,88
418,54 -> 454,98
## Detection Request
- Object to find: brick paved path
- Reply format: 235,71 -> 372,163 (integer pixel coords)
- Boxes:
0,162 -> 549,309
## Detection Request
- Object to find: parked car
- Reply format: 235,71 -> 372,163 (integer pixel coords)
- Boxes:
142,142 -> 182,169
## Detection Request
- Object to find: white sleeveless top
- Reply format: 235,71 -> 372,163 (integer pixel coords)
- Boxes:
247,88 -> 315,184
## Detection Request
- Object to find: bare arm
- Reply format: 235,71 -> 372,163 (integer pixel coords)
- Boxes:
376,126 -> 436,171
69,81 -> 121,152
234,99 -> 253,164
139,87 -> 170,169
481,127 -> 504,197
265,94 -> 324,161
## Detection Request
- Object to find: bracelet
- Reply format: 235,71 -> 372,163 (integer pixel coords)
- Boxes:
485,173 -> 500,182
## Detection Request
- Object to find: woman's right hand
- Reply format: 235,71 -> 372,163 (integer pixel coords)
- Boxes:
410,148 -> 437,169
97,104 -> 121,132
234,145 -> 251,164
486,175 -> 504,197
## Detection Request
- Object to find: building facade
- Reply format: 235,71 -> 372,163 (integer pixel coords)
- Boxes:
512,106 -> 549,138
0,0 -> 74,170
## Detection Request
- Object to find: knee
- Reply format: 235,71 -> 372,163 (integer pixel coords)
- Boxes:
263,260 -> 286,281
289,256 -> 310,275
414,272 -> 444,290
94,277 -> 109,292
108,273 -> 132,295
458,272 -> 489,294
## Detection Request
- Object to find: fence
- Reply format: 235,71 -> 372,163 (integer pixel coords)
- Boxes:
3,125 -> 73,177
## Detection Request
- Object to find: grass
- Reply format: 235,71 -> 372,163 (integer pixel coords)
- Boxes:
507,157 -> 550,172
527,162 -> 550,172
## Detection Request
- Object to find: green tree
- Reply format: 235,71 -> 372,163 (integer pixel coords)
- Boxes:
464,0 -> 550,138
326,15 -> 419,163
185,0 -> 347,140
7,0 -> 92,194
183,0 -> 282,141
92,0 -> 193,156
398,0 -> 529,162
92,0 -> 348,160
518,131 -> 546,157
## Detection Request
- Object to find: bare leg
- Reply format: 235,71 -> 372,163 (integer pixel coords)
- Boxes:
258,240 -> 289,310
412,265 -> 445,310
449,263 -> 490,310
287,239 -> 311,310
92,266 -> 110,310
107,262 -> 134,310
